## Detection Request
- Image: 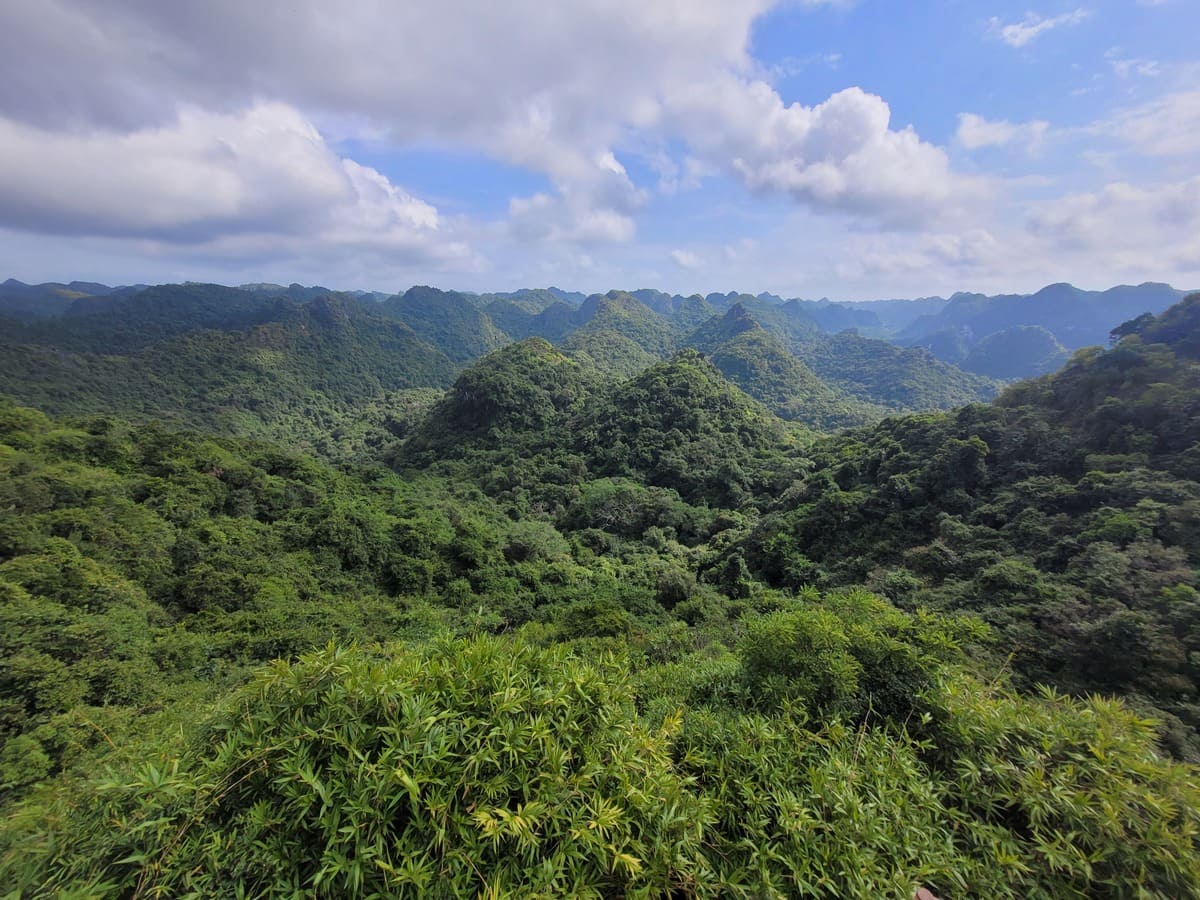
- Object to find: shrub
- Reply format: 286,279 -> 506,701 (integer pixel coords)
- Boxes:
1,638 -> 708,898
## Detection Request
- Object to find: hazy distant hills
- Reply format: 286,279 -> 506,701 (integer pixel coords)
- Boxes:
0,290 -> 457,456
380,286 -> 509,363
687,305 -> 890,429
0,276 -> 1191,457
0,277 -> 142,320
896,282 -> 1190,375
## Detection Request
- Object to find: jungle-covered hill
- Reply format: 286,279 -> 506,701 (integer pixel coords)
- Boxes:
0,281 -> 1001,456
0,289 -> 1198,897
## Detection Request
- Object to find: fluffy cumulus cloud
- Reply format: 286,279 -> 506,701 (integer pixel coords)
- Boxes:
0,0 -> 977,266
0,0 -> 1191,294
0,103 -> 467,268
0,0 -> 774,254
1028,177 -> 1200,273
668,84 -> 984,226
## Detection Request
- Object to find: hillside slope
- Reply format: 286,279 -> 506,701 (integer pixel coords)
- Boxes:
0,294 -> 456,456
380,286 -> 510,363
684,305 -> 888,428
738,293 -> 1200,755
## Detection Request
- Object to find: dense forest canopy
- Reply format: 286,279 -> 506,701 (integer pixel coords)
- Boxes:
1,280 -> 1199,897
0,278 -> 1186,457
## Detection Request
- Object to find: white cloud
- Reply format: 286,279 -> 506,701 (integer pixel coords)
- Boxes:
645,153 -> 716,195
835,228 -> 1002,281
1109,58 -> 1161,78
956,113 -> 1049,151
0,0 -> 778,248
667,83 -> 984,225
988,9 -> 1092,48
0,103 -> 468,267
507,192 -> 638,245
670,249 -> 702,269
16,0 -> 1191,297
1104,90 -> 1200,157
1028,177 -> 1200,272
0,0 -> 975,247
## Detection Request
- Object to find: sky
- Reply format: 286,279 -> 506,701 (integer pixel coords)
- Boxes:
0,0 -> 1196,300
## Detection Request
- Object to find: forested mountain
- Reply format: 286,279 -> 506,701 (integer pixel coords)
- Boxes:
899,282 -> 1191,379
1,285 -> 1200,895
959,325 -> 1070,379
687,305 -> 889,428
843,296 -> 950,334
561,327 -> 662,380
401,338 -> 598,460
7,277 -> 1181,439
2,292 -> 1199,896
574,350 -> 794,506
783,297 -> 882,334
797,329 -> 1000,410
736,293 -> 1200,756
0,278 -> 138,320
900,282 -> 1188,349
0,293 -> 457,456
11,283 -> 280,353
0,279 -> 999,444
681,298 -> 999,411
379,285 -> 509,363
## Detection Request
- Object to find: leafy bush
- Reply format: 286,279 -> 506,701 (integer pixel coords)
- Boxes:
1,638 -> 708,897
8,631 -> 1198,898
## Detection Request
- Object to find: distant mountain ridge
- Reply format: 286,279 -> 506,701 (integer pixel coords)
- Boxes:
896,282 -> 1191,378
2,277 -> 1190,451
687,306 -> 892,429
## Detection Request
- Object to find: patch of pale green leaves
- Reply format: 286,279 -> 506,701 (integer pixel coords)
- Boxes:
2,637 -> 709,897
5,622 -> 1200,897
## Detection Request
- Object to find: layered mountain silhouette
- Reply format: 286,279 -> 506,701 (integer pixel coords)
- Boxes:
1,277 -> 1190,456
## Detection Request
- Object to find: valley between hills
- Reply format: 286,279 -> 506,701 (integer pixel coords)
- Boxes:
2,277 -> 1199,897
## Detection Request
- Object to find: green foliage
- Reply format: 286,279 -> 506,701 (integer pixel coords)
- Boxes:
1135,292 -> 1200,359
9,283 -> 276,353
562,328 -> 661,380
961,325 -> 1069,380
0,403 -> 617,792
674,683 -> 1200,899
402,338 -> 597,461
6,624 -> 1198,898
799,330 -> 1000,411
737,591 -> 974,722
928,681 -> 1200,897
739,307 -> 1200,753
576,350 -> 796,505
0,292 -> 457,461
3,290 -> 1200,896
3,638 -> 709,897
571,291 -> 678,357
701,316 -> 889,428
739,606 -> 864,713
379,285 -> 510,364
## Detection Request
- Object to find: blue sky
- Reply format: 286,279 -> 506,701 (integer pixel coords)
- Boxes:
0,0 -> 1196,299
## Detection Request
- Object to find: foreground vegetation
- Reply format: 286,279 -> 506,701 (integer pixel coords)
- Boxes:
6,628 -> 1199,897
1,293 -> 1198,895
